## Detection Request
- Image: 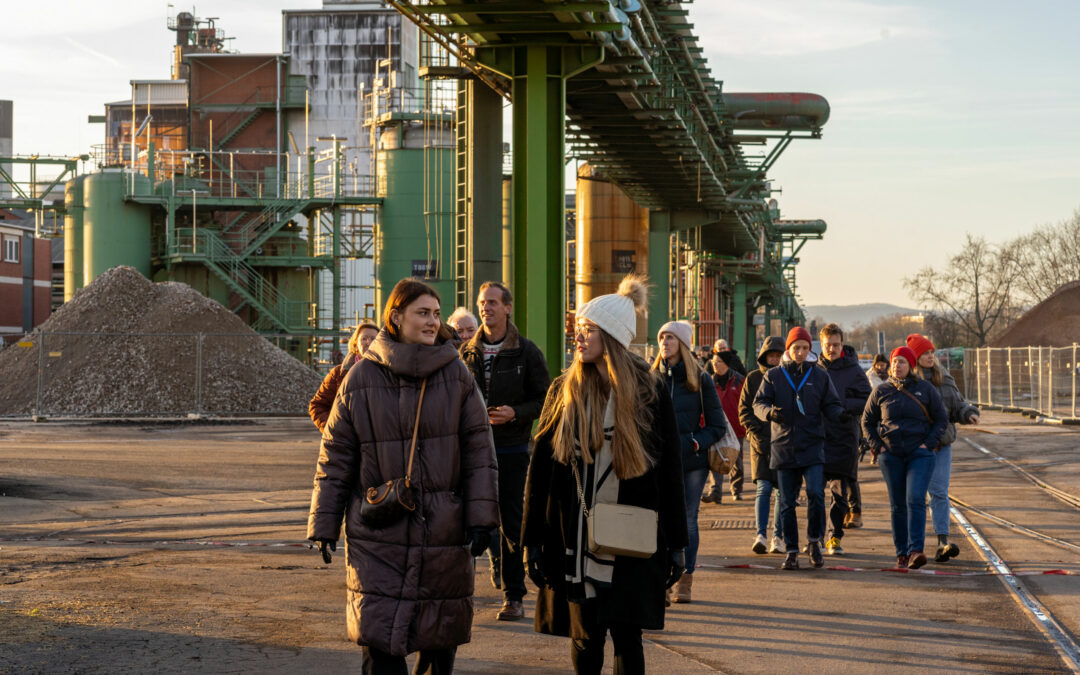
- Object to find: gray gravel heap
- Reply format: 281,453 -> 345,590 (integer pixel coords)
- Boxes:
0,266 -> 323,416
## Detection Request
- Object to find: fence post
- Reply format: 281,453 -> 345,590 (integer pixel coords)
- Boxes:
1007,347 -> 1014,408
195,333 -> 204,416
986,347 -> 993,407
1027,346 -> 1034,413
1072,343 -> 1077,420
1047,347 -> 1053,419
975,348 -> 982,406
34,332 -> 45,418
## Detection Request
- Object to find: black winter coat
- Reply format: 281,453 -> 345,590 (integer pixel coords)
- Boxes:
753,361 -> 844,470
918,363 -> 979,447
460,321 -> 551,448
862,376 -> 948,458
521,373 -> 688,640
657,360 -> 727,473
819,346 -> 872,479
738,336 -> 786,484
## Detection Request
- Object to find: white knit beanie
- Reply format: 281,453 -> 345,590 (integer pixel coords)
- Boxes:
658,320 -> 694,350
576,275 -> 649,348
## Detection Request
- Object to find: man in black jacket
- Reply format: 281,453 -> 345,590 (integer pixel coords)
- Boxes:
817,324 -> 871,556
460,281 -> 550,621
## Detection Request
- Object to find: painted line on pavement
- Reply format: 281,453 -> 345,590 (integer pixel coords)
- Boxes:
951,505 -> 1080,673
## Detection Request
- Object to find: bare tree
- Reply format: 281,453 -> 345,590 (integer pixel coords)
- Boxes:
1004,209 -> 1080,305
904,234 -> 1018,346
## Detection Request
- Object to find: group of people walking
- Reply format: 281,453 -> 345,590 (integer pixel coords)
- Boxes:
304,273 -> 979,674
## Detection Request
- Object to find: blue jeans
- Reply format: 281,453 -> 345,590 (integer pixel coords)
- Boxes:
777,464 -> 825,553
754,479 -> 783,539
878,447 -> 936,556
683,468 -> 710,573
927,444 -> 952,535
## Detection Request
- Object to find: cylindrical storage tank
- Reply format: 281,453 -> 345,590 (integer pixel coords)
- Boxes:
501,175 -> 513,287
82,169 -> 153,283
63,175 -> 86,301
375,120 -> 455,315
575,164 -> 649,344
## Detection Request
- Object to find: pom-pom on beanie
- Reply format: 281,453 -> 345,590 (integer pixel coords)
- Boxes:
785,326 -> 813,350
657,320 -> 694,351
576,275 -> 649,349
905,333 -> 935,361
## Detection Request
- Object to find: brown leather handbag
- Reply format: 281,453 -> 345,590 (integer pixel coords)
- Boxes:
360,378 -> 427,528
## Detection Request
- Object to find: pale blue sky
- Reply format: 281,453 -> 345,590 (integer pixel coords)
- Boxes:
4,1 -> 1078,306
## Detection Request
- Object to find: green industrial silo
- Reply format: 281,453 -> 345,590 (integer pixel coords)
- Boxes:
82,169 -> 153,282
375,117 -> 455,315
63,175 -> 86,301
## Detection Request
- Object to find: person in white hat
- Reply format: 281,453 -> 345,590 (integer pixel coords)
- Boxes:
521,275 -> 688,674
650,320 -> 727,605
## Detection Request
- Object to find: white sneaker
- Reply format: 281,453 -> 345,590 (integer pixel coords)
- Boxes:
752,534 -> 767,554
768,536 -> 783,554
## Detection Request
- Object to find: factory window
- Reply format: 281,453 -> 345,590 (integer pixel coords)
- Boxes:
3,236 -> 18,263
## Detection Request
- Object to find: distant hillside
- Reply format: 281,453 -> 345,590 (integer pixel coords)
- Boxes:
803,303 -> 921,328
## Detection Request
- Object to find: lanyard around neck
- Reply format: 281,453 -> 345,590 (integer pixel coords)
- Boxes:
781,365 -> 812,393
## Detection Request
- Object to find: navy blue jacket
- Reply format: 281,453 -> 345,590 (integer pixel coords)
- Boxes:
753,360 -> 844,470
861,376 -> 948,458
819,346 -> 872,478
657,360 -> 727,473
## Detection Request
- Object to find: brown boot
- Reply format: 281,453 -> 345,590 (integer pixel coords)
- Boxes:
673,573 -> 693,603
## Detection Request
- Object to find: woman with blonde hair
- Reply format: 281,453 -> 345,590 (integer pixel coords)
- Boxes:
651,320 -> 727,603
521,276 -> 687,675
309,322 -> 379,433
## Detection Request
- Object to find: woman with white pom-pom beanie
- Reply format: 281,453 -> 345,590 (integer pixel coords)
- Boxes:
521,275 -> 688,675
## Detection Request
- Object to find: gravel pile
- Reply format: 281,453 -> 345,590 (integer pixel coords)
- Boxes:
0,266 -> 323,416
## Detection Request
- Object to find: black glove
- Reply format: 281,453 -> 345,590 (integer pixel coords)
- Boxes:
526,546 -> 547,588
315,539 -> 336,564
767,407 -> 785,424
836,410 -> 853,423
465,527 -> 492,557
665,549 -> 686,589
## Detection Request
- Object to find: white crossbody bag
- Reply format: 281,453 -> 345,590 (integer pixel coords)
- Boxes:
570,458 -> 657,559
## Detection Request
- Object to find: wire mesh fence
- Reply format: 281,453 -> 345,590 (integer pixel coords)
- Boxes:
962,346 -> 1080,421
0,332 -> 327,418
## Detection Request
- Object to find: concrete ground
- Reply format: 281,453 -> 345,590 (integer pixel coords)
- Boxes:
1,411 -> 1077,673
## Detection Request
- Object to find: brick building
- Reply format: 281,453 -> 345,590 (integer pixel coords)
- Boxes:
0,208 -> 52,339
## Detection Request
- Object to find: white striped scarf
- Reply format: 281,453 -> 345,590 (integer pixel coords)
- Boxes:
567,396 -> 619,599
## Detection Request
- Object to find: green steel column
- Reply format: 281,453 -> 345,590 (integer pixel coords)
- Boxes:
733,280 -> 749,358
647,211 -> 671,342
467,81 -> 504,297
512,46 -> 568,373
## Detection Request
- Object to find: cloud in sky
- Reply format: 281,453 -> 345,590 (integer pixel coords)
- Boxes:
693,0 -> 934,57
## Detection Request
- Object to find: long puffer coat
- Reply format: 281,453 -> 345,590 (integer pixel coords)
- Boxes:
862,376 -> 948,457
819,345 -> 872,479
738,337 -> 786,483
656,360 -> 727,473
919,362 -> 979,447
521,370 -> 688,640
307,330 -> 500,656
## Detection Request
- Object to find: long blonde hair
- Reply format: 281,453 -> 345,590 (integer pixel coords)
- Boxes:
651,339 -> 701,393
537,330 -> 658,480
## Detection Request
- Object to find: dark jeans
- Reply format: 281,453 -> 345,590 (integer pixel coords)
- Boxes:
495,449 -> 529,601
878,447 -> 936,556
570,624 -> 644,675
777,464 -> 825,553
825,477 -> 848,541
361,646 -> 456,675
683,468 -> 709,572
847,471 -> 862,514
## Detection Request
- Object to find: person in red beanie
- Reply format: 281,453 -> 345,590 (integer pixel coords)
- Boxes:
861,346 -> 948,569
905,333 -> 980,563
752,326 -> 847,570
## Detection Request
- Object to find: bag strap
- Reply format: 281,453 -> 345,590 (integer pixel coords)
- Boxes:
897,385 -> 932,424
570,458 -> 591,519
404,378 -> 428,486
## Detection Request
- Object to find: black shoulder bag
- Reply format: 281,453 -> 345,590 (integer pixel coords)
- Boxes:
360,378 -> 428,527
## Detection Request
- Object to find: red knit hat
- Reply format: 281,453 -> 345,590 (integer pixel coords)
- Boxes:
785,326 -> 813,350
906,333 -> 935,361
890,346 -> 918,369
